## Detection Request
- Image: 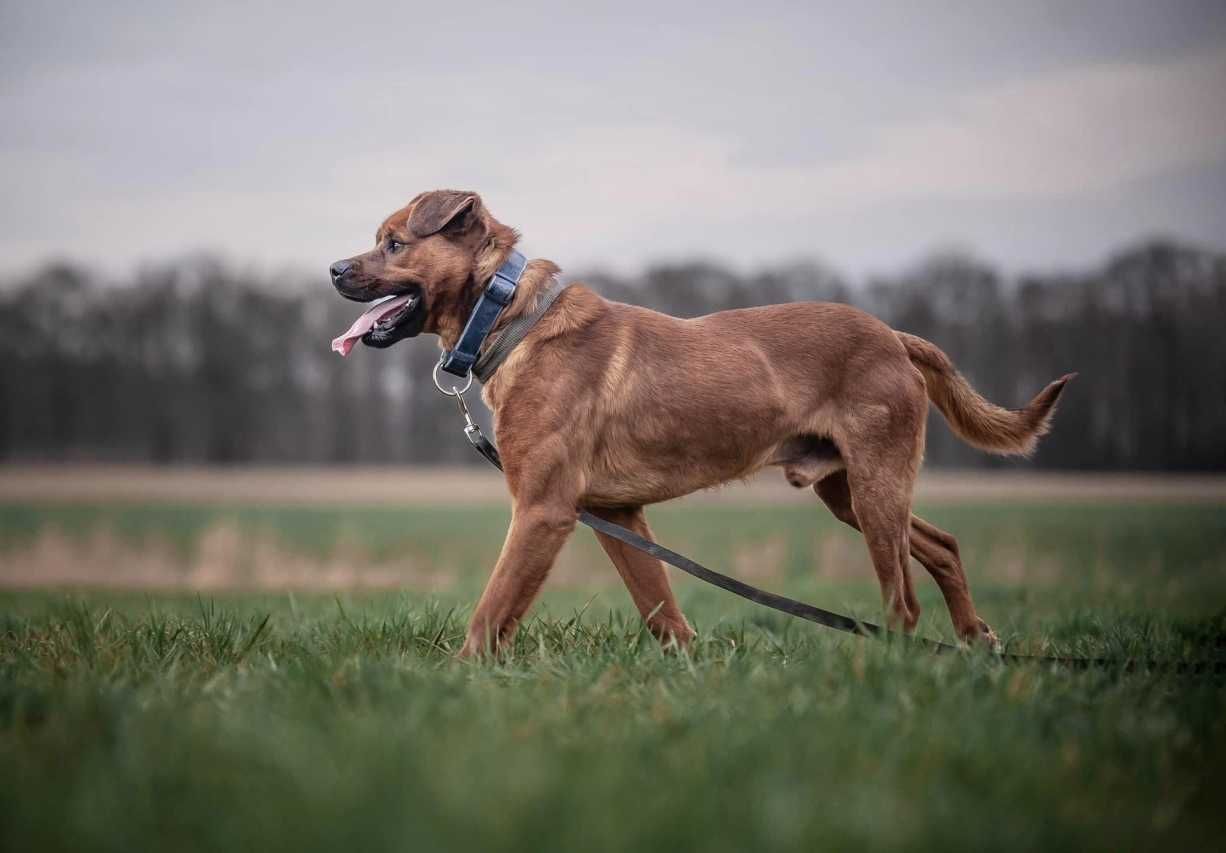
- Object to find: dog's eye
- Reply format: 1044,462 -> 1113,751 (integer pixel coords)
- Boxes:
386,239 -> 402,254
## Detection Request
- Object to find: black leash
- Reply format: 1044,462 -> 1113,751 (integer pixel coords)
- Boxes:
449,391 -> 1222,676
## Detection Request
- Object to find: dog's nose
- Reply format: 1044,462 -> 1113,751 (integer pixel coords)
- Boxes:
330,259 -> 354,283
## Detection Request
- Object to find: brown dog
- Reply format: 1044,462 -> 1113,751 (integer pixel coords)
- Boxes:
331,190 -> 1073,656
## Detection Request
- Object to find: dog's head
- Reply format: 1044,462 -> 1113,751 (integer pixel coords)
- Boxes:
330,189 -> 518,344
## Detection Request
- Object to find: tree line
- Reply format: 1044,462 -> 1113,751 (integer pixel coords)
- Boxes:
1,240 -> 1223,470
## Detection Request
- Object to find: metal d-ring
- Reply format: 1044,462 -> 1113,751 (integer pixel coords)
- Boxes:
432,358 -> 473,397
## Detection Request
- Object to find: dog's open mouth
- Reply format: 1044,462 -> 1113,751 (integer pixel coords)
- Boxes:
331,292 -> 420,356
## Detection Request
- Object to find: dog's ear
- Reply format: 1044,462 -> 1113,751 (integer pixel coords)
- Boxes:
408,190 -> 481,238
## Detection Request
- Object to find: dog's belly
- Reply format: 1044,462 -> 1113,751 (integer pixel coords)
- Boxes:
581,411 -> 794,507
582,459 -> 765,507
583,433 -> 844,506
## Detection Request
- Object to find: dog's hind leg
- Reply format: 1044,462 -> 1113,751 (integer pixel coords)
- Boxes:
817,377 -> 928,630
815,470 -> 920,632
588,506 -> 695,648
848,465 -> 917,633
816,469 -> 998,647
909,515 -> 998,647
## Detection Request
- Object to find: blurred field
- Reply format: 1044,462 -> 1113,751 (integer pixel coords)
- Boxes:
1,468 -> 1225,850
2,467 -> 1225,603
5,464 -> 1226,505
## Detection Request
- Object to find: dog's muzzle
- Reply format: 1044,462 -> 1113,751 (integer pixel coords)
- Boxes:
329,255 -> 427,353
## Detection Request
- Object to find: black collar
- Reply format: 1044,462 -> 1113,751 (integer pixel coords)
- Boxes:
438,249 -> 527,379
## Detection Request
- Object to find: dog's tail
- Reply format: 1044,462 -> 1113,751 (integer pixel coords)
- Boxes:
896,331 -> 1075,456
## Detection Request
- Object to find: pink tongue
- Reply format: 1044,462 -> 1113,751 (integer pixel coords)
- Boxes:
331,294 -> 416,357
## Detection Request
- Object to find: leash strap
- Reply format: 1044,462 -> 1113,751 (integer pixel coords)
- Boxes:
440,250 -> 528,378
451,394 -> 1222,675
453,402 -> 954,650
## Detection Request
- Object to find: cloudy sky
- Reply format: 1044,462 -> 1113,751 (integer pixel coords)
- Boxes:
3,1 -> 1225,281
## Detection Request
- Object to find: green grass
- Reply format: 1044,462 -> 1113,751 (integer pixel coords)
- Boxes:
1,500 -> 1225,851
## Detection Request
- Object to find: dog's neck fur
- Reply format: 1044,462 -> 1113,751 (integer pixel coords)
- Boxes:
478,263 -> 605,414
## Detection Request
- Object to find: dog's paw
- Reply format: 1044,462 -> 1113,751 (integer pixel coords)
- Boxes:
960,619 -> 1001,652
977,619 -> 1002,653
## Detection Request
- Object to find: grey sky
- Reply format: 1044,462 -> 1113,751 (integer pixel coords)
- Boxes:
3,1 -> 1225,281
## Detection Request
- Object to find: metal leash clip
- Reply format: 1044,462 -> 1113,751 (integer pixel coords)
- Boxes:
432,352 -> 500,465
443,375 -> 503,469
453,387 -> 480,443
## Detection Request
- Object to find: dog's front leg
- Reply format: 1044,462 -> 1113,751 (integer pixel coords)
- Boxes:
460,463 -> 580,658
588,506 -> 695,649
